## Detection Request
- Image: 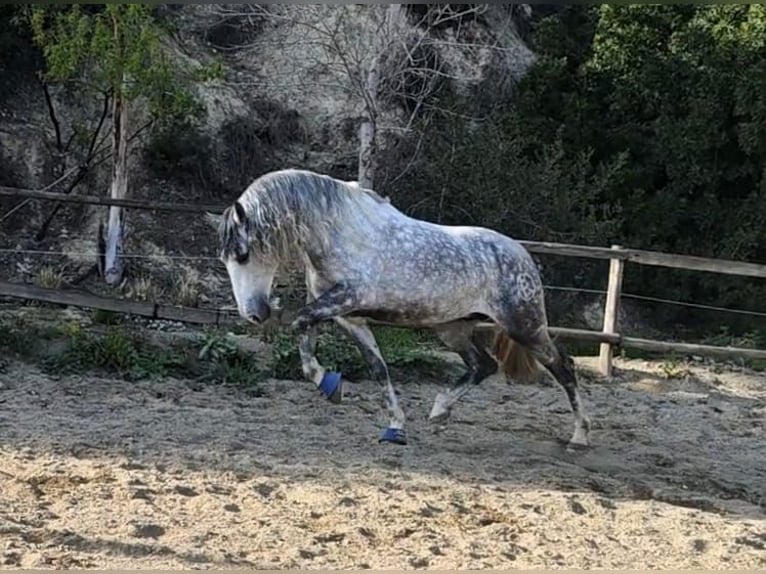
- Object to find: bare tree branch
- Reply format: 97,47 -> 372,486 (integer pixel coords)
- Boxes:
33,89 -> 113,242
207,3 -> 504,188
42,82 -> 64,168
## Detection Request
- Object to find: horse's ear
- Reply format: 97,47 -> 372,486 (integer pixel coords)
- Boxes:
203,211 -> 222,230
233,201 -> 247,225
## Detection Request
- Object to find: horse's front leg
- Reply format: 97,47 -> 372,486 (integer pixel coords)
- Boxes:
334,317 -> 407,446
292,284 -> 408,446
292,282 -> 360,405
295,289 -> 342,404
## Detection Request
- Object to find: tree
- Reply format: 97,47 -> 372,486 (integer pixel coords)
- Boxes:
498,4 -> 766,324
586,5 -> 766,262
27,5 -> 220,286
209,3 -> 506,189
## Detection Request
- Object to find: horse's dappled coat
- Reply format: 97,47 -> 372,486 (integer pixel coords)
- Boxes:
207,169 -> 591,448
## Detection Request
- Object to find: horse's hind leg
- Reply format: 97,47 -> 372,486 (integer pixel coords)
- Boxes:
502,323 -> 592,447
541,341 -> 591,447
428,320 -> 499,423
334,317 -> 407,445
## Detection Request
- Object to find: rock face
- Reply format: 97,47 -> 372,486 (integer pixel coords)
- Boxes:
1,5 -> 537,195
170,4 -> 537,187
0,4 -> 539,308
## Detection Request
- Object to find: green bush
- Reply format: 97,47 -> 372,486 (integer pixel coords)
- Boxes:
46,323 -> 189,381
262,325 -> 453,383
388,5 -> 766,337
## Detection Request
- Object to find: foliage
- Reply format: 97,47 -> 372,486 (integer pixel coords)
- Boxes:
143,111 -> 293,197
583,5 -> 766,262
46,322 -> 189,381
196,330 -> 266,389
394,5 -> 766,334
262,325 -> 453,383
0,5 -> 41,89
26,4 -> 221,128
24,4 -> 223,286
396,92 -> 626,292
0,317 -> 261,386
4,5 -> 765,341
703,327 -> 766,372
34,265 -> 65,289
0,314 -> 455,392
703,326 -> 766,352
556,8 -> 762,277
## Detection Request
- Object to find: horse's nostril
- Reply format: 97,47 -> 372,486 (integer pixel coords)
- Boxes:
248,314 -> 261,324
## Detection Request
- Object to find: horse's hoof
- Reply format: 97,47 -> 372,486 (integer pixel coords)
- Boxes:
428,409 -> 450,424
318,371 -> 343,404
379,427 -> 407,445
567,425 -> 590,450
428,393 -> 452,423
566,441 -> 590,453
566,434 -> 590,452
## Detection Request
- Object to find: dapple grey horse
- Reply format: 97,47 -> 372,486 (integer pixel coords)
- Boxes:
206,169 -> 591,448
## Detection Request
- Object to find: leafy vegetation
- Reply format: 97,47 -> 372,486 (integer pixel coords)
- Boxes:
26,5 -> 219,128
0,317 -> 454,387
395,5 -> 766,337
1,5 -> 764,372
262,325 -> 453,382
23,4 -> 222,285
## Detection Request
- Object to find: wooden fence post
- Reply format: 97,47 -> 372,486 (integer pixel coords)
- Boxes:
598,245 -> 625,377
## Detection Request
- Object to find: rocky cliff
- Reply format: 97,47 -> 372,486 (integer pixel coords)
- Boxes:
0,4 -> 543,311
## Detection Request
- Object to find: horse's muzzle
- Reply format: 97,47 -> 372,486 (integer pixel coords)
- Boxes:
243,296 -> 271,324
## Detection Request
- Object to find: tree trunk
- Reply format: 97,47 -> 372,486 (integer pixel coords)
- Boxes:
357,3 -> 403,190
357,117 -> 377,190
358,51 -> 380,189
103,89 -> 129,286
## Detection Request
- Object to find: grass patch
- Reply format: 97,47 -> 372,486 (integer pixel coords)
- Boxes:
34,265 -> 65,289
175,268 -> 201,308
0,316 -> 60,355
702,326 -> 766,372
195,330 -> 267,390
92,308 -> 123,326
703,326 -> 765,350
0,317 -> 459,389
125,275 -> 164,302
45,323 -> 190,381
0,318 -> 267,390
263,325 -> 454,382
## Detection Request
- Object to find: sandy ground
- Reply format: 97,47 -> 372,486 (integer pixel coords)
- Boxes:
0,354 -> 765,569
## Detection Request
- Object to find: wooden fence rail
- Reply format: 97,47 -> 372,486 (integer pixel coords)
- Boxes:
1,281 -> 765,368
0,185 -> 224,214
519,240 -> 766,279
0,280 -> 610,341
1,182 -> 765,375
3,184 -> 764,278
0,281 -> 239,326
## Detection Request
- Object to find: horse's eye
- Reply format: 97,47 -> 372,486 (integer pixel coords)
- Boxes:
235,250 -> 250,264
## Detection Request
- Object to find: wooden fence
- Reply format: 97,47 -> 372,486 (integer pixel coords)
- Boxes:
512,242 -> 766,375
1,183 -> 765,376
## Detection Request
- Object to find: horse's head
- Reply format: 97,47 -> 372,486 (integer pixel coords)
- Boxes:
205,201 -> 277,324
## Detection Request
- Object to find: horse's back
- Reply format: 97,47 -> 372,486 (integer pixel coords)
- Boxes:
413,218 -> 537,272
340,189 -> 542,296
421,221 -> 546,309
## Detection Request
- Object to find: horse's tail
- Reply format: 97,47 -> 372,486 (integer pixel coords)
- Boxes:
488,327 -> 541,381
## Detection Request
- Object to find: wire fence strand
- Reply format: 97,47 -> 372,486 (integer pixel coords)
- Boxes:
2,246 -> 765,319
0,247 -> 219,262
